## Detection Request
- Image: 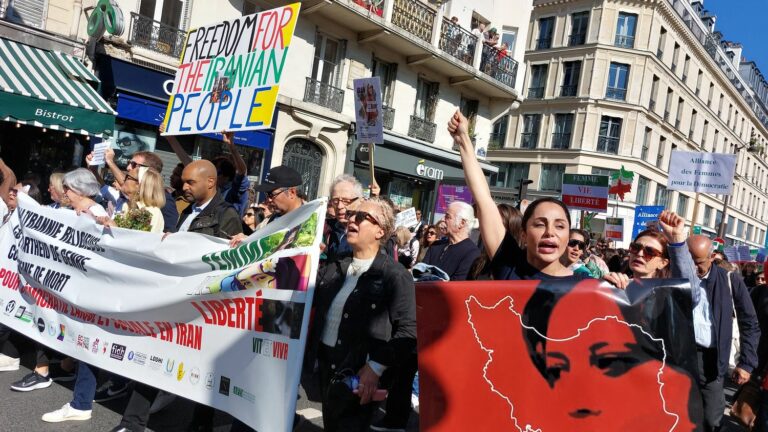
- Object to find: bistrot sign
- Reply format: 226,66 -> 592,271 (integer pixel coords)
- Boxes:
561,174 -> 609,212
667,151 -> 736,194
163,4 -> 301,135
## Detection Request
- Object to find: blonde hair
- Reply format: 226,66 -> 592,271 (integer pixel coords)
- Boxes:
395,226 -> 412,247
137,169 -> 166,208
365,196 -> 394,244
49,172 -> 71,206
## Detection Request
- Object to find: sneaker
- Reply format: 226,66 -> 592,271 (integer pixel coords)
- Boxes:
49,363 -> 76,382
94,380 -> 131,402
10,371 -> 52,391
0,353 -> 19,371
41,403 -> 92,422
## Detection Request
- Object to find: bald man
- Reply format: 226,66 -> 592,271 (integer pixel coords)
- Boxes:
685,234 -> 759,432
113,160 -> 242,432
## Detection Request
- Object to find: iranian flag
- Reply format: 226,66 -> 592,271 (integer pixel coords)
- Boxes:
609,166 -> 634,201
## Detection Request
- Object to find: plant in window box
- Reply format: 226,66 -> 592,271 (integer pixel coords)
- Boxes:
113,208 -> 153,232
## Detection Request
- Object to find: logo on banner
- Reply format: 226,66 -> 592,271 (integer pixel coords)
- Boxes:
110,343 -> 126,361
164,358 -> 175,375
91,338 -> 100,353
37,318 -> 45,333
4,300 -> 15,314
177,362 -> 186,381
15,306 -> 32,323
205,373 -> 214,390
57,324 -> 65,341
149,355 -> 163,370
233,385 -> 256,404
132,352 -> 147,366
219,376 -> 231,396
77,335 -> 90,349
189,368 -> 201,385
48,323 -> 56,337
128,351 -> 134,361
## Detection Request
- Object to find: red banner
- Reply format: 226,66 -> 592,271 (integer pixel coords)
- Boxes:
561,195 -> 608,211
416,279 -> 702,431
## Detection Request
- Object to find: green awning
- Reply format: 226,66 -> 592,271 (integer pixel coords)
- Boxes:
0,37 -> 115,137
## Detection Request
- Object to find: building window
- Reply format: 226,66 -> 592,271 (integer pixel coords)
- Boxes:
682,55 -> 690,81
671,43 -> 680,72
650,75 -> 659,111
521,114 -> 541,149
664,88 -> 673,122
696,70 -> 703,96
657,27 -> 667,59
636,176 -> 650,205
747,224 -> 754,242
490,116 -> 509,149
737,219 -> 745,238
372,58 -> 398,106
703,205 -> 712,226
707,83 -> 714,106
615,12 -> 637,48
675,98 -> 684,129
655,184 -> 669,208
552,114 -> 574,149
656,136 -> 666,168
414,78 -> 439,121
676,194 -> 689,217
493,163 -> 530,188
540,164 -> 565,191
537,17 -> 555,49
702,120 -> 709,150
501,26 -> 518,55
641,127 -> 651,161
561,61 -> 581,96
597,116 -> 622,153
606,62 -> 629,100
715,210 -> 723,227
569,11 -> 589,46
689,110 -> 697,140
528,64 -> 548,99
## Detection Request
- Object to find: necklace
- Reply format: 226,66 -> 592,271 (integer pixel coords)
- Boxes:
350,262 -> 364,276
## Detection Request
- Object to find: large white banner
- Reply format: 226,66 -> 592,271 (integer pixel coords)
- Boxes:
0,194 -> 325,431
667,150 -> 737,194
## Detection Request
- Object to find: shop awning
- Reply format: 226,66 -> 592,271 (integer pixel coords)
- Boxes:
0,37 -> 115,137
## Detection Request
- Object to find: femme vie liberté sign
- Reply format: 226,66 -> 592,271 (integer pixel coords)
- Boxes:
163,4 -> 300,135
561,174 -> 609,212
667,151 -> 737,194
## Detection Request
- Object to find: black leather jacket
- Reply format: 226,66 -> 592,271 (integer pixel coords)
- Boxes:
176,193 -> 243,239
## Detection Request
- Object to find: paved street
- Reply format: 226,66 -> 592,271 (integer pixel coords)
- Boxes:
0,346 -> 419,431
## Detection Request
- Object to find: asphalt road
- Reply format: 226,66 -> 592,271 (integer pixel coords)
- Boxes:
0,347 -> 420,432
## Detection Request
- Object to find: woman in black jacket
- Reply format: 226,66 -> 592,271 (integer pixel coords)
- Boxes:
307,196 -> 417,431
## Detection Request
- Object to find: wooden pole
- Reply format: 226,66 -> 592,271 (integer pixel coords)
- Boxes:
689,192 -> 700,236
369,143 -> 377,195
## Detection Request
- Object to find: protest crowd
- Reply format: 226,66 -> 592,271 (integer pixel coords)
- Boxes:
0,108 -> 766,432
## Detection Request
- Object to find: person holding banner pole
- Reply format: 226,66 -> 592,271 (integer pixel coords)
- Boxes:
449,110 -> 586,281
307,197 -> 416,431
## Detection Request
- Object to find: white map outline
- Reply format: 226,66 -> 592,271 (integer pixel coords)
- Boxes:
465,295 -> 681,432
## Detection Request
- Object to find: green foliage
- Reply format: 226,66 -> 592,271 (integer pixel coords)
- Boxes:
296,213 -> 318,247
113,208 -> 152,232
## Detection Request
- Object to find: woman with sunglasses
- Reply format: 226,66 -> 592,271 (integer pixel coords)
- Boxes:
560,229 -> 595,278
241,205 -> 263,235
450,110 -> 585,281
416,225 -> 438,263
307,197 -> 416,431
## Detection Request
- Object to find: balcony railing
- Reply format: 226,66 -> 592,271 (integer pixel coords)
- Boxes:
536,38 -> 552,50
614,34 -> 635,48
480,44 -> 518,88
561,85 -> 577,97
597,136 -> 620,154
408,115 -> 436,142
606,87 -> 627,100
528,87 -> 544,99
568,33 -> 586,46
303,78 -> 344,113
488,133 -> 505,150
520,133 -> 538,149
128,13 -> 186,58
383,105 -> 395,130
350,0 -> 384,17
439,18 -> 477,66
551,133 -> 571,149
392,0 -> 435,43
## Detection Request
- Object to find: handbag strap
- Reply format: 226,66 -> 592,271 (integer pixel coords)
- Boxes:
728,271 -> 737,317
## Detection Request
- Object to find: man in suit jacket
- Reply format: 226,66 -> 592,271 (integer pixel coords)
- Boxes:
687,235 -> 760,432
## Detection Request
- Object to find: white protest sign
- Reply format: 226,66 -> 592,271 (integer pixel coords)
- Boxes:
667,151 -> 737,194
395,207 -> 418,228
0,194 -> 325,431
163,4 -> 301,135
89,140 -> 111,166
353,77 -> 384,144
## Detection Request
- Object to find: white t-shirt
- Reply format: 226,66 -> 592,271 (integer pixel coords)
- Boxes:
87,203 -> 108,218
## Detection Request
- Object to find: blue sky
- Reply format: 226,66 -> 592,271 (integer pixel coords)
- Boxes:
706,0 -> 768,73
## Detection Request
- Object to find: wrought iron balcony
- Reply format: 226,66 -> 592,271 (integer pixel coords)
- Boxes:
479,44 -> 518,88
383,105 -> 395,130
614,34 -> 635,48
439,18 -> 477,66
605,87 -> 627,101
488,133 -> 505,150
551,133 -> 571,149
520,133 -> 538,149
528,87 -> 544,99
561,85 -> 577,97
303,78 -> 344,113
568,33 -> 586,46
408,115 -> 436,142
128,13 -> 186,58
392,0 -> 435,43
350,0 -> 384,17
536,38 -> 552,50
597,136 -> 620,154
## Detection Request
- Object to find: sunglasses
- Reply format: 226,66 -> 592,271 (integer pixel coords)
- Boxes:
427,231 -> 437,236
347,210 -> 380,227
245,212 -> 255,217
127,160 -> 148,169
266,188 -> 287,200
628,242 -> 664,259
331,197 -> 359,206
567,239 -> 586,250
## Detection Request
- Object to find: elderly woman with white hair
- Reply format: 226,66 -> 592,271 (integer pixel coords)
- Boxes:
306,196 -> 416,431
421,201 -> 480,281
62,168 -> 107,218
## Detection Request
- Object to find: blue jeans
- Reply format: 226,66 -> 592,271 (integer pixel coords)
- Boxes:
71,362 -> 97,411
